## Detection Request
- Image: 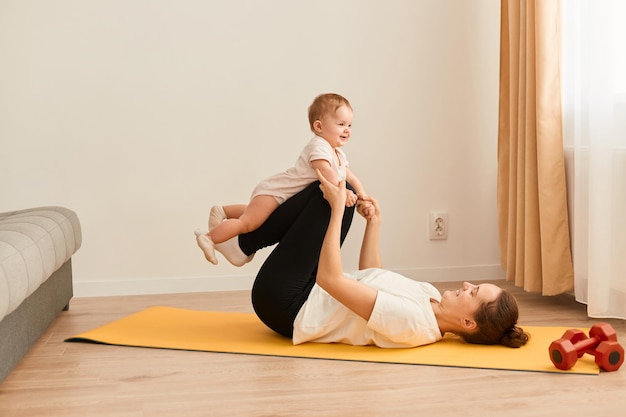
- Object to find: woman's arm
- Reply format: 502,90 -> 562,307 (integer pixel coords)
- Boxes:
315,170 -> 378,321
357,196 -> 382,270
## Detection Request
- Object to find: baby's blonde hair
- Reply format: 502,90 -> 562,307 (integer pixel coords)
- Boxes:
308,93 -> 352,132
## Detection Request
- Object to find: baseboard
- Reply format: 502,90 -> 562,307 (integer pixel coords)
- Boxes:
73,264 -> 504,297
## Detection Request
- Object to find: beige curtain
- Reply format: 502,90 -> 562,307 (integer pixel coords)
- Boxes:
497,0 -> 574,295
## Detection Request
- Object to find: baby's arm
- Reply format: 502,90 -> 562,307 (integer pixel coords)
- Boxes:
346,168 -> 367,199
311,159 -> 339,185
311,161 -> 364,207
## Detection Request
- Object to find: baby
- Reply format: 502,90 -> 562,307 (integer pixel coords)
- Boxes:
195,93 -> 367,266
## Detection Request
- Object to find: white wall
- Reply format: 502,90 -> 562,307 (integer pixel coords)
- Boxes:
0,0 -> 503,296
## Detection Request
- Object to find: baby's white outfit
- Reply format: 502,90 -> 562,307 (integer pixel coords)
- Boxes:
250,136 -> 348,204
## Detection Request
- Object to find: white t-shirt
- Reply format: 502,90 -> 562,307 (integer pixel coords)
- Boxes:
293,268 -> 443,348
250,136 -> 348,204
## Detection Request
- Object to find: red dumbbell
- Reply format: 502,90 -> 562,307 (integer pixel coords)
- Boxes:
549,322 -> 624,372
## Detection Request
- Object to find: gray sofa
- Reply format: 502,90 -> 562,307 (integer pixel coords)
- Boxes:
0,206 -> 82,382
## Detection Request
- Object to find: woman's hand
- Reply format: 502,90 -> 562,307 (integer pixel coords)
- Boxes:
316,169 -> 346,211
356,195 -> 380,222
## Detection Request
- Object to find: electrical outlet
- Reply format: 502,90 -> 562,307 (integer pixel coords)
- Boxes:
429,211 -> 448,240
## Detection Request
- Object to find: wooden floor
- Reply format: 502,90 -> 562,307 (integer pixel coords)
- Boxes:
1,280 -> 624,417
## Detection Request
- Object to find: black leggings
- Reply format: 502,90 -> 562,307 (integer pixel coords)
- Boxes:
239,181 -> 355,338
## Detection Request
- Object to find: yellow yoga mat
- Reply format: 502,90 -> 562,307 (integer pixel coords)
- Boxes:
65,306 -> 599,375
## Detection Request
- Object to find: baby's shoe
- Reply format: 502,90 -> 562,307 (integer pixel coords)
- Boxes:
209,205 -> 226,230
215,236 -> 254,267
194,229 -> 218,265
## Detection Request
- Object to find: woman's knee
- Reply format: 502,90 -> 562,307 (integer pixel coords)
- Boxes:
251,285 -> 295,338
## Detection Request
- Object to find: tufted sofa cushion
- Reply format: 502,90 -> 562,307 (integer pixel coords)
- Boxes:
0,207 -> 82,322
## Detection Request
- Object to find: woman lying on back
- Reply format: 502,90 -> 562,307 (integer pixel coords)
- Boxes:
217,171 -> 529,348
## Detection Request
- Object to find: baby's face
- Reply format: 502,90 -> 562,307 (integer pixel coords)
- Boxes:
316,105 -> 353,148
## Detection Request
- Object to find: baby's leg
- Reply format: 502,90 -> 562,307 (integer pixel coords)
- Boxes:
209,195 -> 279,244
209,204 -> 247,230
223,204 -> 247,219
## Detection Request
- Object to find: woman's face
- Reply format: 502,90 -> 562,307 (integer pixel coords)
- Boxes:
440,282 -> 501,323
